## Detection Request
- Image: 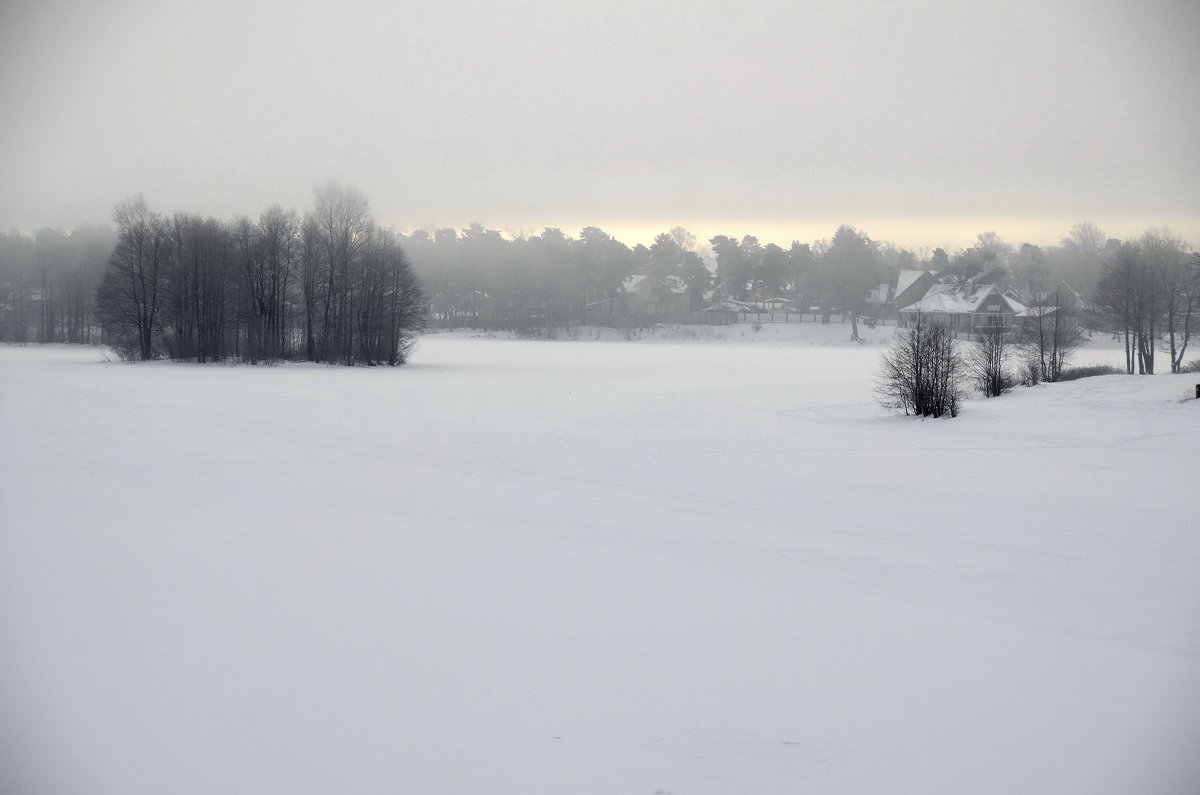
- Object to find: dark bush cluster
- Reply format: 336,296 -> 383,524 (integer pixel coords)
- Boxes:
878,311 -> 963,418
1055,363 -> 1127,381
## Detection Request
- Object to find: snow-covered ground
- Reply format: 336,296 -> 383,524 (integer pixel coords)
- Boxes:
1,330 -> 1197,794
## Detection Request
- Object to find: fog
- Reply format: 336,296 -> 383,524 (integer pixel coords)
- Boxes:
2,0 -> 1198,248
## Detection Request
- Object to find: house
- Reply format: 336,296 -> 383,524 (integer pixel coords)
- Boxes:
617,274 -> 690,322
899,282 -> 1030,335
760,297 -> 799,312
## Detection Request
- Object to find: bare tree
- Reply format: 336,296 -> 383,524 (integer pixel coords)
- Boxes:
382,230 -> 426,365
34,228 -> 64,343
1130,236 -> 1163,374
0,231 -> 34,342
878,311 -> 963,418
66,225 -> 115,344
1058,220 -> 1108,296
96,195 -> 170,360
1173,252 -> 1200,372
309,182 -> 372,364
1019,284 -> 1083,382
299,215 -> 323,361
233,206 -> 297,362
1142,229 -> 1196,373
1093,242 -> 1139,373
163,213 -> 233,362
668,226 -> 696,253
291,183 -> 427,365
354,227 -> 425,364
970,315 -> 1013,397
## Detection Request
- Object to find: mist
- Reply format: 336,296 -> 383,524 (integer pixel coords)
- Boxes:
2,0 -> 1198,247
3,3 -> 1200,791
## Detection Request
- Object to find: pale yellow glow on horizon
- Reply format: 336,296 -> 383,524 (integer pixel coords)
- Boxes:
402,214 -> 1200,254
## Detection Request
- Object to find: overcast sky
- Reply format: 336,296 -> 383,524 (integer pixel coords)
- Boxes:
2,0 -> 1197,250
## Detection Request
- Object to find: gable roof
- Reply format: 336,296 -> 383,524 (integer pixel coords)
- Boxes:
892,270 -> 939,308
1002,292 -> 1031,315
900,283 -> 1030,315
895,270 -> 928,300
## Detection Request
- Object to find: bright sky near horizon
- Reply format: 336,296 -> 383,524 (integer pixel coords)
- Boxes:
1,0 -> 1197,251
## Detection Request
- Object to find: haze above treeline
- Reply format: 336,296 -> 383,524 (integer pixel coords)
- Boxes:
4,190 -> 1187,297
4,208 -> 1196,262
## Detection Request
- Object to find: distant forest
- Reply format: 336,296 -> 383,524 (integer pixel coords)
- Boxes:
1,194 -> 1197,371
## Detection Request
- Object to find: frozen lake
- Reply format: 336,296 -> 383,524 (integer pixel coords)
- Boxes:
1,331 -> 1198,794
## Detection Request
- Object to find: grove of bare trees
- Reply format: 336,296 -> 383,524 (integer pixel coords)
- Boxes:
1092,229 -> 1199,374
92,184 -> 425,365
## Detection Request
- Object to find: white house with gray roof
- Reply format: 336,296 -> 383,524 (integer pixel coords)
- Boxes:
899,282 -> 1030,335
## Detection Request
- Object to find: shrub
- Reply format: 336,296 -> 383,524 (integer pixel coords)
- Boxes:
877,312 -> 963,418
1021,358 -> 1040,386
969,322 -> 1013,398
1180,359 -> 1200,374
1055,363 -> 1126,382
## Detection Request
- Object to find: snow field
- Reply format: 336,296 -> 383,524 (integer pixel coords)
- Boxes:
1,333 -> 1198,794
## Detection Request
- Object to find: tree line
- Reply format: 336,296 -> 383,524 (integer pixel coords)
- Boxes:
3,209 -> 1196,373
407,221 -> 1197,372
87,183 -> 426,365
0,225 -> 115,344
1092,229 -> 1199,374
404,223 -> 834,332
402,221 -> 1195,345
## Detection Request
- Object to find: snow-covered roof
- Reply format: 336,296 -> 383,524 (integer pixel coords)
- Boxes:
703,299 -> 761,312
1017,304 -> 1064,318
894,270 -> 928,300
1001,292 -> 1030,315
900,284 -> 1028,315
